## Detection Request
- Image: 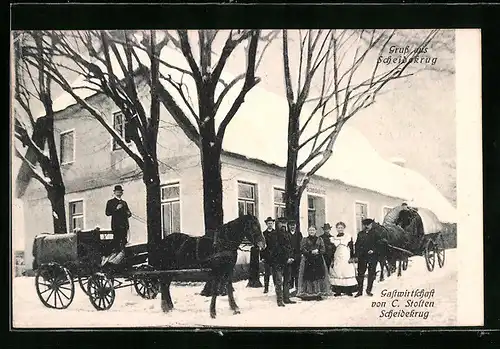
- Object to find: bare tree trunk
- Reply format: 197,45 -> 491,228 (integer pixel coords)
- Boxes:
143,164 -> 162,267
285,107 -> 302,232
200,141 -> 224,235
47,183 -> 67,234
199,140 -> 227,296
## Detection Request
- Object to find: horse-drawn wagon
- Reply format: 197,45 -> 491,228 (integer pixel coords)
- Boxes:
31,215 -> 266,318
381,206 -> 446,273
32,228 -> 161,311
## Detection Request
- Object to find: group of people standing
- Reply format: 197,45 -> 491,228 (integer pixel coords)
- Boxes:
259,215 -> 388,307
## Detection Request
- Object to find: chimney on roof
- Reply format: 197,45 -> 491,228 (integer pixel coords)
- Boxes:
390,157 -> 406,168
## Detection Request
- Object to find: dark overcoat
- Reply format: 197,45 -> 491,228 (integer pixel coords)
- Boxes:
260,229 -> 274,262
105,197 -> 132,232
266,228 -> 293,266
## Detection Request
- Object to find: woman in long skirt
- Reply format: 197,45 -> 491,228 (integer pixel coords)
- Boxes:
297,226 -> 331,301
330,222 -> 358,296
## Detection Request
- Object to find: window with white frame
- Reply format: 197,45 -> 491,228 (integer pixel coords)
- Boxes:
112,111 -> 131,151
308,196 -> 316,228
238,181 -> 257,217
355,202 -> 368,232
161,183 -> 181,238
60,130 -> 74,164
69,200 -> 84,232
273,188 -> 286,219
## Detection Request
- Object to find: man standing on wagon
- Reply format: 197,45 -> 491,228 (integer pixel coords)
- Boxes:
105,185 -> 132,255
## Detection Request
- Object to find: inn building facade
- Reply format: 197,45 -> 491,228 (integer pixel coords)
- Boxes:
16,80 -> 456,270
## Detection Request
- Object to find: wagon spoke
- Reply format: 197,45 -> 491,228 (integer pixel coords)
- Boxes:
59,289 -> 71,300
56,290 -> 65,307
39,287 -> 52,295
59,285 -> 72,291
47,288 -> 55,304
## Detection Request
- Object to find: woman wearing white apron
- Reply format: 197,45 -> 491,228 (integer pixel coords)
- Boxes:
330,222 -> 358,296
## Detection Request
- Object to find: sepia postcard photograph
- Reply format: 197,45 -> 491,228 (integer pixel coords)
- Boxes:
10,28 -> 483,328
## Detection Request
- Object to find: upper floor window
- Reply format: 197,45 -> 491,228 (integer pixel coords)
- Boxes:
238,181 -> 257,217
355,201 -> 368,232
161,183 -> 181,238
112,111 -> 132,151
69,200 -> 84,232
60,130 -> 75,164
273,188 -> 286,219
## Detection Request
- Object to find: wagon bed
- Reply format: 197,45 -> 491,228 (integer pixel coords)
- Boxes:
33,229 -> 161,311
382,206 -> 446,272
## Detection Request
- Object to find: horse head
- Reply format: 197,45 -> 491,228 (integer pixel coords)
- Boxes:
240,215 -> 266,251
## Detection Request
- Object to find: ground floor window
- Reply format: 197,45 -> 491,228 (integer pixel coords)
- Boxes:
355,201 -> 368,232
308,196 -> 316,228
69,200 -> 84,232
273,188 -> 286,219
161,183 -> 181,238
238,181 -> 258,217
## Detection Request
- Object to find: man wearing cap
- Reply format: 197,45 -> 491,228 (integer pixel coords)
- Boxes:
266,217 -> 296,306
260,217 -> 275,293
105,185 -> 132,253
321,223 -> 335,272
287,219 -> 303,293
354,218 -> 381,297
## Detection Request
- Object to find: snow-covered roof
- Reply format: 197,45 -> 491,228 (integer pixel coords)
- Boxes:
49,38 -> 457,224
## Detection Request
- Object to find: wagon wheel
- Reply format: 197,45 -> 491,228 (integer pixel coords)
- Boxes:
133,265 -> 160,300
87,273 -> 115,311
35,263 -> 75,309
78,275 -> 91,296
424,239 -> 436,272
402,257 -> 409,271
436,235 -> 446,268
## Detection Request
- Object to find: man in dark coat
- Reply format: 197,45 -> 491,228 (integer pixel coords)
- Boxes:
287,219 -> 303,293
354,218 -> 385,297
395,203 -> 412,229
260,217 -> 275,293
320,223 -> 335,272
266,217 -> 296,306
105,185 -> 132,252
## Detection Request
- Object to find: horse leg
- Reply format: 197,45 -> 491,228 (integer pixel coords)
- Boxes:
397,259 -> 402,277
161,276 -> 173,312
210,271 -> 219,319
226,268 -> 240,315
379,260 -> 385,282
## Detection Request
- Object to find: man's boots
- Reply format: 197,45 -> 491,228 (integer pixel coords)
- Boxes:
283,286 -> 296,304
276,288 -> 285,307
263,274 -> 269,294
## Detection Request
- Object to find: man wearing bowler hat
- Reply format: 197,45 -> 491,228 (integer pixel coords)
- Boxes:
261,217 -> 275,293
105,185 -> 132,254
287,219 -> 302,293
266,217 -> 296,306
354,218 -> 383,297
321,223 -> 335,272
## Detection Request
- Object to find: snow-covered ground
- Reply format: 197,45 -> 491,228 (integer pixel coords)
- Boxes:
12,249 -> 457,328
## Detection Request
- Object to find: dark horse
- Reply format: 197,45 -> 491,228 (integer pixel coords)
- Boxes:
377,209 -> 424,279
154,214 -> 266,319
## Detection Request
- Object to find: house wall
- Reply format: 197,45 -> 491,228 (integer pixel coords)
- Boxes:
22,149 -> 403,269
23,80 -> 199,200
220,154 -> 404,239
